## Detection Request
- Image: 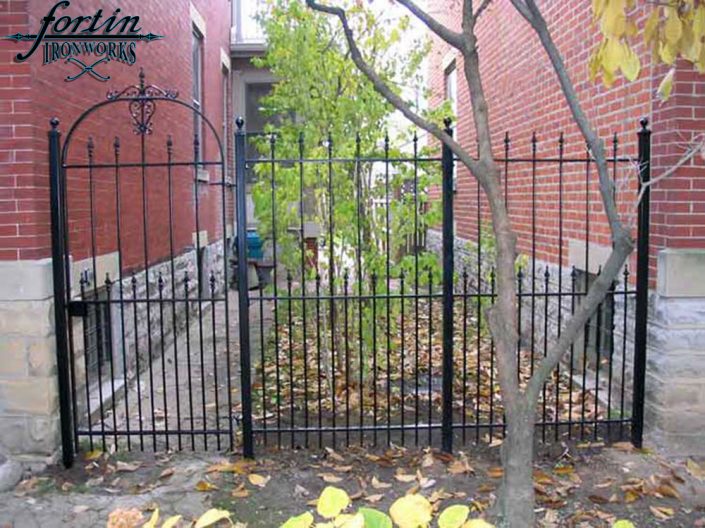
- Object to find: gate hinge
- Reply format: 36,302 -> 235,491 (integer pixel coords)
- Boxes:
68,301 -> 88,317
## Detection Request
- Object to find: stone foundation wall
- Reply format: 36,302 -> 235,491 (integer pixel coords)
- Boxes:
428,230 -> 705,455
0,259 -> 60,464
70,240 -> 227,425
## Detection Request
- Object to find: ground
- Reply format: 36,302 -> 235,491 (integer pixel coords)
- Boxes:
0,442 -> 703,527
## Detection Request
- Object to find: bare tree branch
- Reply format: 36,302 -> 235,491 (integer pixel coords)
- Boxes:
395,0 -> 465,49
636,133 -> 705,206
475,0 -> 493,19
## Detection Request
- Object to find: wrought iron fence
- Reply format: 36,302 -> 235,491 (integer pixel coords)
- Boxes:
49,74 -> 651,465
235,119 -> 651,456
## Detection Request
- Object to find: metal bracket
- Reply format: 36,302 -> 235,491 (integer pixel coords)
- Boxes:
68,301 -> 88,317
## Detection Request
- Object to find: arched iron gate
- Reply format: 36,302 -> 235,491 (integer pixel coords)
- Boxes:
49,70 -> 242,467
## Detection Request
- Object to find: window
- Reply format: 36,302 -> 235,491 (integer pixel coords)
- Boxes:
85,288 -> 112,378
192,28 -> 204,162
444,61 -> 458,190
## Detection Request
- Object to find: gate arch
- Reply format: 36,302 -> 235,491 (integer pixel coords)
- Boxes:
50,70 -> 235,466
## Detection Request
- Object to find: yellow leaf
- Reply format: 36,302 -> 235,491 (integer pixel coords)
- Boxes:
317,486 -> 351,519
84,449 -> 103,461
281,512 -> 314,528
620,45 -> 641,81
601,0 -> 627,37
161,515 -> 182,528
694,6 -> 705,40
659,41 -> 677,65
142,508 -> 159,528
602,38 -> 624,73
462,520 -> 494,528
389,494 -> 432,528
644,8 -> 660,44
612,521 -> 635,528
657,67 -> 676,102
687,458 -> 705,480
248,473 -> 271,488
438,504 -> 469,528
195,509 -> 232,528
195,480 -> 218,492
664,7 -> 683,45
592,0 -> 608,19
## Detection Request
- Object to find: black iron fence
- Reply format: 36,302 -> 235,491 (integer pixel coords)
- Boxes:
49,73 -> 651,465
235,119 -> 651,456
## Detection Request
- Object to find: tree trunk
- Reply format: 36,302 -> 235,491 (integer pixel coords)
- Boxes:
500,403 -> 536,527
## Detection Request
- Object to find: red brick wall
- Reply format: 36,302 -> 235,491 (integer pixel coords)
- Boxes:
0,0 -> 233,271
428,0 -> 705,276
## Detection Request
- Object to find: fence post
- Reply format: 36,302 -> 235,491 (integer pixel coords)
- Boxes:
48,118 -> 74,468
631,118 -> 651,448
235,117 -> 254,457
441,118 -> 454,453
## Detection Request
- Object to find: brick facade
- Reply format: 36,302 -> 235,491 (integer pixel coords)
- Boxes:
428,0 -> 705,454
428,0 -> 705,277
0,0 -> 233,462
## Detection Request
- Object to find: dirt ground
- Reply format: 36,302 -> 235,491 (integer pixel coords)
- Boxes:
0,442 -> 703,527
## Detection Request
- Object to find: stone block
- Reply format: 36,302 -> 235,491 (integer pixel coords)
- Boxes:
0,299 -> 54,338
657,248 -> 705,298
0,377 -> 58,415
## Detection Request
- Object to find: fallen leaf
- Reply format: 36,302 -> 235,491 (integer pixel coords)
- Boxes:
649,505 -> 674,520
195,508 -> 232,528
371,476 -> 391,489
115,461 -> 141,472
195,480 -> 218,492
319,473 -> 343,484
248,474 -> 270,488
231,483 -> 249,498
365,494 -> 384,504
486,467 -> 503,479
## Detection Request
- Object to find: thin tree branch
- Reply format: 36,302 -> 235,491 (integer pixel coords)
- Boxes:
395,0 -> 465,49
475,0 -> 493,19
636,133 -> 705,207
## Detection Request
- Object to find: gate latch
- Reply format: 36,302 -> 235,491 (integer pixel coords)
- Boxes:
68,301 -> 88,317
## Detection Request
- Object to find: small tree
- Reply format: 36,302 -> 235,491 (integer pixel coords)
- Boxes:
303,0 -> 705,525
251,0 -> 445,404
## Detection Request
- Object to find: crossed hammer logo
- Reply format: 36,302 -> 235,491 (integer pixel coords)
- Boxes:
65,56 -> 111,82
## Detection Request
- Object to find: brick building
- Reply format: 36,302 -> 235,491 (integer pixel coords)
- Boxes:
0,0 -> 235,463
428,0 -> 705,453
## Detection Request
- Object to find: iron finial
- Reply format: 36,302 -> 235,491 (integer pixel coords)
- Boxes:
640,117 -> 649,130
235,116 -> 244,130
443,117 -> 452,130
50,117 -> 60,130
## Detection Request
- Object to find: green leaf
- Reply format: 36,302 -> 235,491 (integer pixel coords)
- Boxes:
280,511 -> 314,528
358,508 -> 393,528
317,486 -> 350,519
438,505 -> 469,528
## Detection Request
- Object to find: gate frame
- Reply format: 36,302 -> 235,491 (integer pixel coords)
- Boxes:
50,71 -> 231,468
